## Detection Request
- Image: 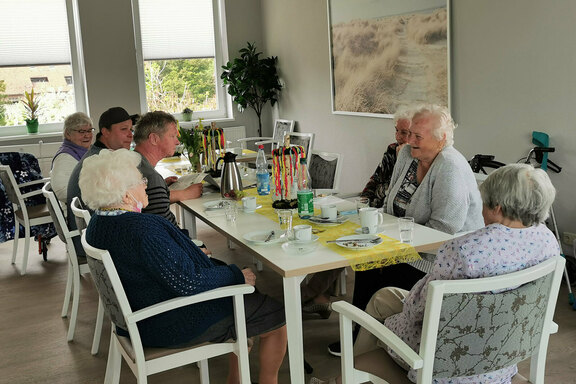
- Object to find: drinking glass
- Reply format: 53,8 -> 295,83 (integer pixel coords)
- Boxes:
224,201 -> 238,222
398,217 -> 415,244
277,209 -> 293,238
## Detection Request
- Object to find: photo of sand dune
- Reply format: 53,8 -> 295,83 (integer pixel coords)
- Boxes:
329,5 -> 448,116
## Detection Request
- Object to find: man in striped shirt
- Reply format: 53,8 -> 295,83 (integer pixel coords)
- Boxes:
133,111 -> 203,230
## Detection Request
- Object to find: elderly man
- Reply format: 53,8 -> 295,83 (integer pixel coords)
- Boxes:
133,111 -> 202,228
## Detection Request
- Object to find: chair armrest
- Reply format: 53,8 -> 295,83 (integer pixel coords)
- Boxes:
550,321 -> 559,334
21,188 -> 45,199
332,301 -> 424,370
128,284 -> 255,324
237,136 -> 273,143
19,178 -> 50,188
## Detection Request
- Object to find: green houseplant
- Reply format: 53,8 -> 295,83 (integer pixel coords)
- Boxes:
221,42 -> 283,137
22,88 -> 39,134
178,118 -> 204,172
182,107 -> 193,121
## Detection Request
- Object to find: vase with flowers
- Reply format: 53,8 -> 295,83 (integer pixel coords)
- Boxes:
22,89 -> 39,134
178,120 -> 204,172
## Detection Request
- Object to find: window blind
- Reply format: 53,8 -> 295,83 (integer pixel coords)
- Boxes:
139,0 -> 215,60
0,0 -> 71,67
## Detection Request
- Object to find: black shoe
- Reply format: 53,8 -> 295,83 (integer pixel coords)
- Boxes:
327,341 -> 341,357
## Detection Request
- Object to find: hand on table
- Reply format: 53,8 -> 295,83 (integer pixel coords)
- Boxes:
242,268 -> 256,286
182,183 -> 203,199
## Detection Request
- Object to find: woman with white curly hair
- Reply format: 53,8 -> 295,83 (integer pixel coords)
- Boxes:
80,149 -> 287,384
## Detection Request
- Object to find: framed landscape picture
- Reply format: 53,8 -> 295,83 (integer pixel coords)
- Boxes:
327,0 -> 450,118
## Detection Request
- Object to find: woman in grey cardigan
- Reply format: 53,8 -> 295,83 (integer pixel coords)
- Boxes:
329,104 -> 484,357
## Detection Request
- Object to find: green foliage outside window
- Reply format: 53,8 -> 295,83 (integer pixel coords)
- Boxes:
144,58 -> 217,114
0,80 -> 7,126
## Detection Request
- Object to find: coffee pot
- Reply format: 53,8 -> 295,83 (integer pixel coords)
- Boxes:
216,151 -> 243,198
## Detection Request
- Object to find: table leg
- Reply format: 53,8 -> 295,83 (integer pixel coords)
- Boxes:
283,275 -> 306,383
181,208 -> 197,239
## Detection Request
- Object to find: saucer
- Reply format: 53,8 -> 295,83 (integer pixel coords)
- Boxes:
243,204 -> 262,213
281,241 -> 318,255
292,235 -> 319,244
355,226 -> 385,235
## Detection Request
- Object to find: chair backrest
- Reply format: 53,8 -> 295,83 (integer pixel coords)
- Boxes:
286,132 -> 314,160
308,151 -> 342,194
272,119 -> 295,142
81,233 -> 129,330
222,126 -> 247,149
0,165 -> 24,210
418,256 -> 565,382
42,182 -> 75,244
71,196 -> 91,230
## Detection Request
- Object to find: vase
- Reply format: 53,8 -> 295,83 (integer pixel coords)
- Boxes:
188,152 -> 202,173
26,119 -> 39,134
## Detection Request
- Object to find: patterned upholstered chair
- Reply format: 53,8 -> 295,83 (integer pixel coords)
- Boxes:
81,233 -> 254,384
333,256 -> 566,384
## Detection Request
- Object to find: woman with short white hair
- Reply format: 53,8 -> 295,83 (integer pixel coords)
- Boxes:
80,149 -> 287,384
313,163 -> 559,384
50,112 -> 94,202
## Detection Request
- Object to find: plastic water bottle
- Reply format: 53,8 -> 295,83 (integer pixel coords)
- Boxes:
297,157 -> 314,218
256,145 -> 270,195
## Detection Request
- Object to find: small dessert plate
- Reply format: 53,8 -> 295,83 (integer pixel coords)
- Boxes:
243,230 -> 283,245
281,241 -> 318,255
334,234 -> 383,250
308,215 -> 349,226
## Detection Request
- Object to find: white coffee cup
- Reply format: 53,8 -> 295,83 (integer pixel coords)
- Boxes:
242,196 -> 257,212
293,224 -> 313,241
359,207 -> 384,234
321,204 -> 338,220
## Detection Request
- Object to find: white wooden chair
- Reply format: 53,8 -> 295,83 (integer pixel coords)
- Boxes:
81,232 -> 254,384
237,119 -> 294,152
0,164 -> 53,275
42,185 -> 104,354
308,151 -> 342,196
334,256 -> 566,384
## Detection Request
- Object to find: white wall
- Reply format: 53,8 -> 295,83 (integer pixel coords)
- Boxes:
262,0 -> 576,254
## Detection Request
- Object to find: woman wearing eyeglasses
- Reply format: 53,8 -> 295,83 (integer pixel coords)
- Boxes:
50,112 -> 94,202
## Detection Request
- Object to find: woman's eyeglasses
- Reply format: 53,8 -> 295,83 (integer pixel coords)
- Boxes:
73,128 -> 95,135
141,177 -> 148,186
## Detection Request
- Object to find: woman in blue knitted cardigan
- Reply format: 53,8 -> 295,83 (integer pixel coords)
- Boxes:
80,148 -> 287,384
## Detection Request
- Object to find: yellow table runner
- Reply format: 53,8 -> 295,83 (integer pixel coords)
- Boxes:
244,189 -> 420,271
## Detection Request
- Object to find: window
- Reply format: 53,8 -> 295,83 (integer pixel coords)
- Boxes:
133,0 -> 230,120
0,0 -> 86,128
31,77 -> 49,83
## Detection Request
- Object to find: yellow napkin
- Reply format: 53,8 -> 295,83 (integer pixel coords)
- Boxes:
244,188 -> 420,271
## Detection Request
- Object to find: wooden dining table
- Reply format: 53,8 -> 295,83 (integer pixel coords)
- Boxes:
177,190 -> 454,383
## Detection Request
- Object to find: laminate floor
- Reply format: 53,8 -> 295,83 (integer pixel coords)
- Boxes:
0,221 -> 574,383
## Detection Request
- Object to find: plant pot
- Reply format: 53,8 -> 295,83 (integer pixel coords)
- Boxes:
26,119 -> 39,134
182,112 -> 193,122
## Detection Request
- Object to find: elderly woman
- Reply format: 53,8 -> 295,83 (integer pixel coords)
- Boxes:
80,149 -> 287,384
360,105 -> 413,208
313,163 -> 559,384
329,104 -> 484,357
50,112 -> 93,202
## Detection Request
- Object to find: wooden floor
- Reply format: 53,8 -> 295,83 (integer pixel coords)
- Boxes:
1,222 -> 575,383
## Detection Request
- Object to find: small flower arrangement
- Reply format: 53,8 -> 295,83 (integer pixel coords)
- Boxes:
178,122 -> 203,171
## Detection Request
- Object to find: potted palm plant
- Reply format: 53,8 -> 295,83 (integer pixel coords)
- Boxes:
221,42 -> 283,137
21,89 -> 39,134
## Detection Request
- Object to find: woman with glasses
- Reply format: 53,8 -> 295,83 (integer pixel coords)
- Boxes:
50,112 -> 94,202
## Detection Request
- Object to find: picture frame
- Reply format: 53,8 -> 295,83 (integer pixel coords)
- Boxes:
327,0 -> 451,118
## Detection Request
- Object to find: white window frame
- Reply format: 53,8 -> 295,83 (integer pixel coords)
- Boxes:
0,0 -> 88,134
132,0 -> 232,122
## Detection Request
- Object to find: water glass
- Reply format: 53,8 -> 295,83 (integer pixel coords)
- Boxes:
355,197 -> 370,212
224,201 -> 238,222
398,217 -> 415,244
277,209 -> 293,238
